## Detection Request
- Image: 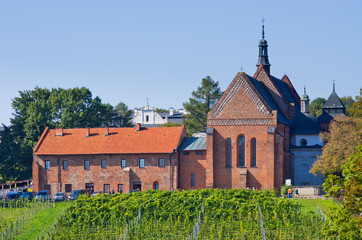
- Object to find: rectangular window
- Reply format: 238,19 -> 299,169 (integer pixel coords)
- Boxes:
133,181 -> 141,191
183,151 -> 190,155
158,158 -> 165,167
118,184 -> 123,193
65,184 -> 72,193
101,159 -> 106,168
121,159 -> 126,168
196,151 -> 203,155
103,184 -> 110,194
63,160 -> 68,170
139,158 -> 145,168
84,160 -> 90,170
44,184 -> 51,191
45,160 -> 50,170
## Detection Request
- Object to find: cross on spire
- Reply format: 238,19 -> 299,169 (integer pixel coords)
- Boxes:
333,80 -> 335,92
262,18 -> 265,39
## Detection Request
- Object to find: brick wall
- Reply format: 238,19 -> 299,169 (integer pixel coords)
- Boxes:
179,150 -> 206,189
33,153 -> 178,196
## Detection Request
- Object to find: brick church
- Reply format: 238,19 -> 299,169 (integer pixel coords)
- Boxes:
33,26 -> 342,196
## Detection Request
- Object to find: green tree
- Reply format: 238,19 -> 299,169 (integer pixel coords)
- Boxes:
323,146 -> 362,239
340,96 -> 355,116
9,86 -> 114,180
155,108 -> 169,113
113,102 -> 133,127
311,116 -> 362,176
350,87 -> 362,118
183,76 -> 222,135
161,122 -> 182,127
309,97 -> 326,117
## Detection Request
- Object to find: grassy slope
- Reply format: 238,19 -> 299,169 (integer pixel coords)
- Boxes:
294,198 -> 339,214
16,201 -> 69,240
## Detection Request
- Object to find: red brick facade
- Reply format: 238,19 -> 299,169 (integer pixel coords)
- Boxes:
32,66 -> 298,194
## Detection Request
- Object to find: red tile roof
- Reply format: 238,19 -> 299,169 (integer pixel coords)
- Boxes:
34,126 -> 186,155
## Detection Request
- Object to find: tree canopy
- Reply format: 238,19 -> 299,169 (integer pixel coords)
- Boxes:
349,87 -> 362,118
311,116 -> 362,176
309,97 -> 326,117
0,86 -> 115,182
183,76 -> 222,135
112,102 -> 133,127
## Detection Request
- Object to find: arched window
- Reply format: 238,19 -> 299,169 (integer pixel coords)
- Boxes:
238,135 -> 245,167
226,138 -> 232,167
191,173 -> 195,187
300,138 -> 307,147
153,181 -> 159,190
251,138 -> 256,167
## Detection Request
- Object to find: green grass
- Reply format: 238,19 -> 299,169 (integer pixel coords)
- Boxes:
16,201 -> 70,240
294,198 -> 339,214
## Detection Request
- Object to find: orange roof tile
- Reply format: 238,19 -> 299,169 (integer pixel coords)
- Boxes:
34,126 -> 185,155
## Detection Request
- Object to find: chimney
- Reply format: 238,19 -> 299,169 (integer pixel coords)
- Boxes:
55,128 -> 63,136
85,127 -> 90,137
136,123 -> 141,131
104,126 -> 109,136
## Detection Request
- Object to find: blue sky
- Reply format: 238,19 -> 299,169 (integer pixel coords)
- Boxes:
0,1 -> 361,125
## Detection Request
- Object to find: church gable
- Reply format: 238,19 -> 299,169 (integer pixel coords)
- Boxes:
254,66 -> 293,119
209,72 -> 273,120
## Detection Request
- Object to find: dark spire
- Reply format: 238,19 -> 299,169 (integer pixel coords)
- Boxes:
333,80 -> 335,92
256,19 -> 271,74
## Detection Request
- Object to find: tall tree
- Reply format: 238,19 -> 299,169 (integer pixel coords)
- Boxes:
340,96 -> 355,116
183,76 -> 222,135
112,102 -> 133,127
311,116 -> 362,176
350,87 -> 362,118
309,97 -> 326,117
9,86 -> 114,180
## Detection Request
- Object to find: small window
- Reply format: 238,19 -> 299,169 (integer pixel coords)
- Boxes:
118,184 -> 123,193
103,184 -> 110,194
84,160 -> 90,170
121,159 -> 126,168
300,139 -> 307,147
45,161 -> 50,170
196,151 -> 203,155
183,151 -> 190,155
153,181 -> 159,190
63,160 -> 68,170
139,158 -> 145,168
101,159 -> 106,168
133,181 -> 142,191
158,158 -> 165,167
44,184 -> 51,191
226,138 -> 231,167
65,184 -> 72,193
146,115 -> 149,122
191,173 -> 195,187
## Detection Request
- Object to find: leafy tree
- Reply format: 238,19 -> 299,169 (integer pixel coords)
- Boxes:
112,102 -> 133,127
155,108 -> 169,113
350,87 -> 362,118
323,146 -> 362,239
161,122 -> 182,127
183,76 -> 222,135
0,125 -> 27,183
309,97 -> 326,117
340,96 -> 355,116
9,86 -> 114,180
311,116 -> 362,176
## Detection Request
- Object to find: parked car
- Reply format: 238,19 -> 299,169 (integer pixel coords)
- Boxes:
54,192 -> 67,202
20,192 -> 36,201
91,191 -> 102,197
68,189 -> 86,200
6,191 -> 21,200
35,190 -> 50,201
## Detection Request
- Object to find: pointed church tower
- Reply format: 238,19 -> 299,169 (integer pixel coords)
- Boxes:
256,23 -> 271,74
322,82 -> 345,117
300,86 -> 310,113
